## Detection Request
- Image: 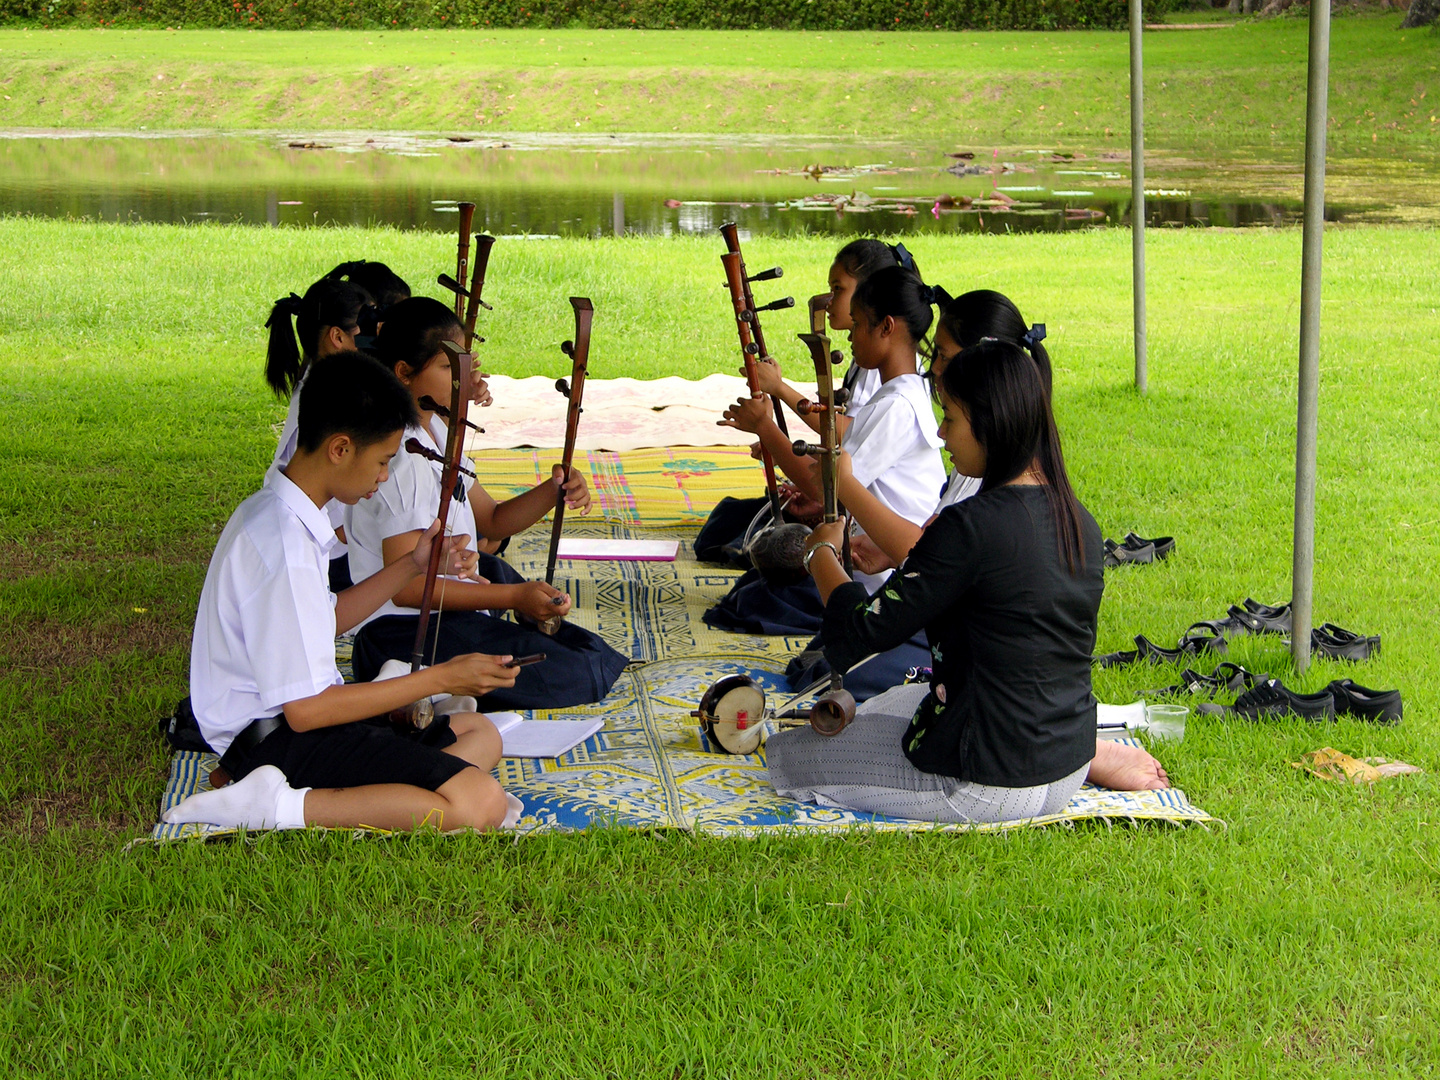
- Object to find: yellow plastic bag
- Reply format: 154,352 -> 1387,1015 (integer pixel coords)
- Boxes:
1292,747 -> 1423,785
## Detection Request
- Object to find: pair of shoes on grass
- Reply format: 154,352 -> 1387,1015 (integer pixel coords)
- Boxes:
1183,597 -> 1292,641
1095,598 -> 1283,667
1103,531 -> 1175,569
1287,622 -> 1383,662
1095,631 -> 1227,668
1196,677 -> 1403,724
1144,661 -> 1268,698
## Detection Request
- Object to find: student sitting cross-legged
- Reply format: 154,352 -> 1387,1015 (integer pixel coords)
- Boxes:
165,352 -> 524,834
345,297 -> 629,709
766,339 -> 1168,825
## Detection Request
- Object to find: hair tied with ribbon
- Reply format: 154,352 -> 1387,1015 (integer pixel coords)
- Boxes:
264,291 -> 305,328
891,242 -> 916,273
1021,323 -> 1047,349
919,283 -> 937,305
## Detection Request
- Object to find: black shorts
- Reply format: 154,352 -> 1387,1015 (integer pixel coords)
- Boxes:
222,715 -> 472,793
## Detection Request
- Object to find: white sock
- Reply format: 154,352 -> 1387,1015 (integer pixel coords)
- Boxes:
501,792 -> 524,829
435,695 -> 477,716
273,781 -> 311,829
163,765 -> 308,831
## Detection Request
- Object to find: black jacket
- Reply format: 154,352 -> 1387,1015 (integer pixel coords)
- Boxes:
822,485 -> 1102,787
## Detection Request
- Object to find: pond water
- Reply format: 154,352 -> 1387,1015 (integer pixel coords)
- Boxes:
3,131 -> 1436,237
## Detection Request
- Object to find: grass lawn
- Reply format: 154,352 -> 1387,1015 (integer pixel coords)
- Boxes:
0,16 -> 1438,151
2,218 -> 1440,1074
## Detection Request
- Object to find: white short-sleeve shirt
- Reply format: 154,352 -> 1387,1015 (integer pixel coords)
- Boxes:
190,470 -> 343,755
840,372 -> 946,591
270,367 -> 348,542
937,468 -> 983,513
345,417 -> 482,629
843,364 -> 882,414
843,373 -> 946,525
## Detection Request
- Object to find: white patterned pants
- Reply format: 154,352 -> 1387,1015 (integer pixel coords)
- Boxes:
766,683 -> 1091,824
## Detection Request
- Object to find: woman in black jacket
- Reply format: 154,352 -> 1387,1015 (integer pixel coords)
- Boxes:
766,339 -> 1168,823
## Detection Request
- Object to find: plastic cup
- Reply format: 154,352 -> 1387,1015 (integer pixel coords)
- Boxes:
1145,703 -> 1188,743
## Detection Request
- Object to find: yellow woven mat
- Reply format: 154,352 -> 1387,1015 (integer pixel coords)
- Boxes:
470,445 -> 765,528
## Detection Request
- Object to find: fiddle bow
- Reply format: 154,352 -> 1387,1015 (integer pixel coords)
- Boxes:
539,297 -> 594,636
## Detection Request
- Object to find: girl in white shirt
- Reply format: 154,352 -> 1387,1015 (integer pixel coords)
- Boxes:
706,267 -> 946,690
750,238 -> 918,438
346,298 -> 628,710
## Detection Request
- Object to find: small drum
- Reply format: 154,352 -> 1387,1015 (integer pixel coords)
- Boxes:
693,674 -> 769,756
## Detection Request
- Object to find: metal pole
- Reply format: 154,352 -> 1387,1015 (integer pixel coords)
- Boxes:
1129,0 -> 1147,393
1292,0 -> 1330,673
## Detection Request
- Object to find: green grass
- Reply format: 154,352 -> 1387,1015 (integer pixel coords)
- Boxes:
0,16 -> 1437,150
4,218 -> 1440,1074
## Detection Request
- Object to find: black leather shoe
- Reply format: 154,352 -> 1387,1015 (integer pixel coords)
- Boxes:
1146,662 -> 1267,698
1326,679 -> 1403,724
1124,531 -> 1175,560
1196,678 -> 1336,722
1150,631 -> 1227,660
1097,633 -> 1229,667
1310,623 -> 1381,662
1104,537 -> 1155,568
1242,598 -> 1293,633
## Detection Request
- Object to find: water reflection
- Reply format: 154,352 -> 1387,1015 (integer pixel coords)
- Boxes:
0,131 -> 1420,237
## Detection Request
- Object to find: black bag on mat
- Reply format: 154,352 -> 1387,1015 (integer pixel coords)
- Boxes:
159,696 -> 215,754
784,631 -> 932,704
702,568 -> 826,637
694,495 -> 769,566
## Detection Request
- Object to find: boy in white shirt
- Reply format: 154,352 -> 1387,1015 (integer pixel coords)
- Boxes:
165,351 -> 522,833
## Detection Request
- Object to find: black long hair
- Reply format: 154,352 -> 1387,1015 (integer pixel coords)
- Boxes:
296,350 -> 419,454
326,260 -> 412,309
370,297 -> 463,378
938,290 -> 1051,397
940,339 -> 1085,573
833,238 -> 922,283
850,265 -> 937,344
264,278 -> 372,398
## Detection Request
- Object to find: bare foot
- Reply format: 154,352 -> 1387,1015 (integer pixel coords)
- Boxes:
1088,739 -> 1169,791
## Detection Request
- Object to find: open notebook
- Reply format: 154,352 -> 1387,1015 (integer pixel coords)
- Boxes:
488,712 -> 604,759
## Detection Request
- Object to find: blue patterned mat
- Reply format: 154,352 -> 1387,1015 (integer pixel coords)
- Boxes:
148,520 -> 1216,840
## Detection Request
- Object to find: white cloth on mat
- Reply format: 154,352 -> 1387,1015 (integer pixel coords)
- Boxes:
766,684 -> 1091,824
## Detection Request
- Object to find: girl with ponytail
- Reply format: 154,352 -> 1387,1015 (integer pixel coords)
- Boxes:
264,278 -> 373,401
750,238 -> 922,435
264,277 -> 373,591
766,339 -> 1169,826
839,288 -> 1053,575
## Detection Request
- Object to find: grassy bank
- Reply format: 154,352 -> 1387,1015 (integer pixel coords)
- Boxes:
2,219 -> 1440,1073
0,16 -> 1437,150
